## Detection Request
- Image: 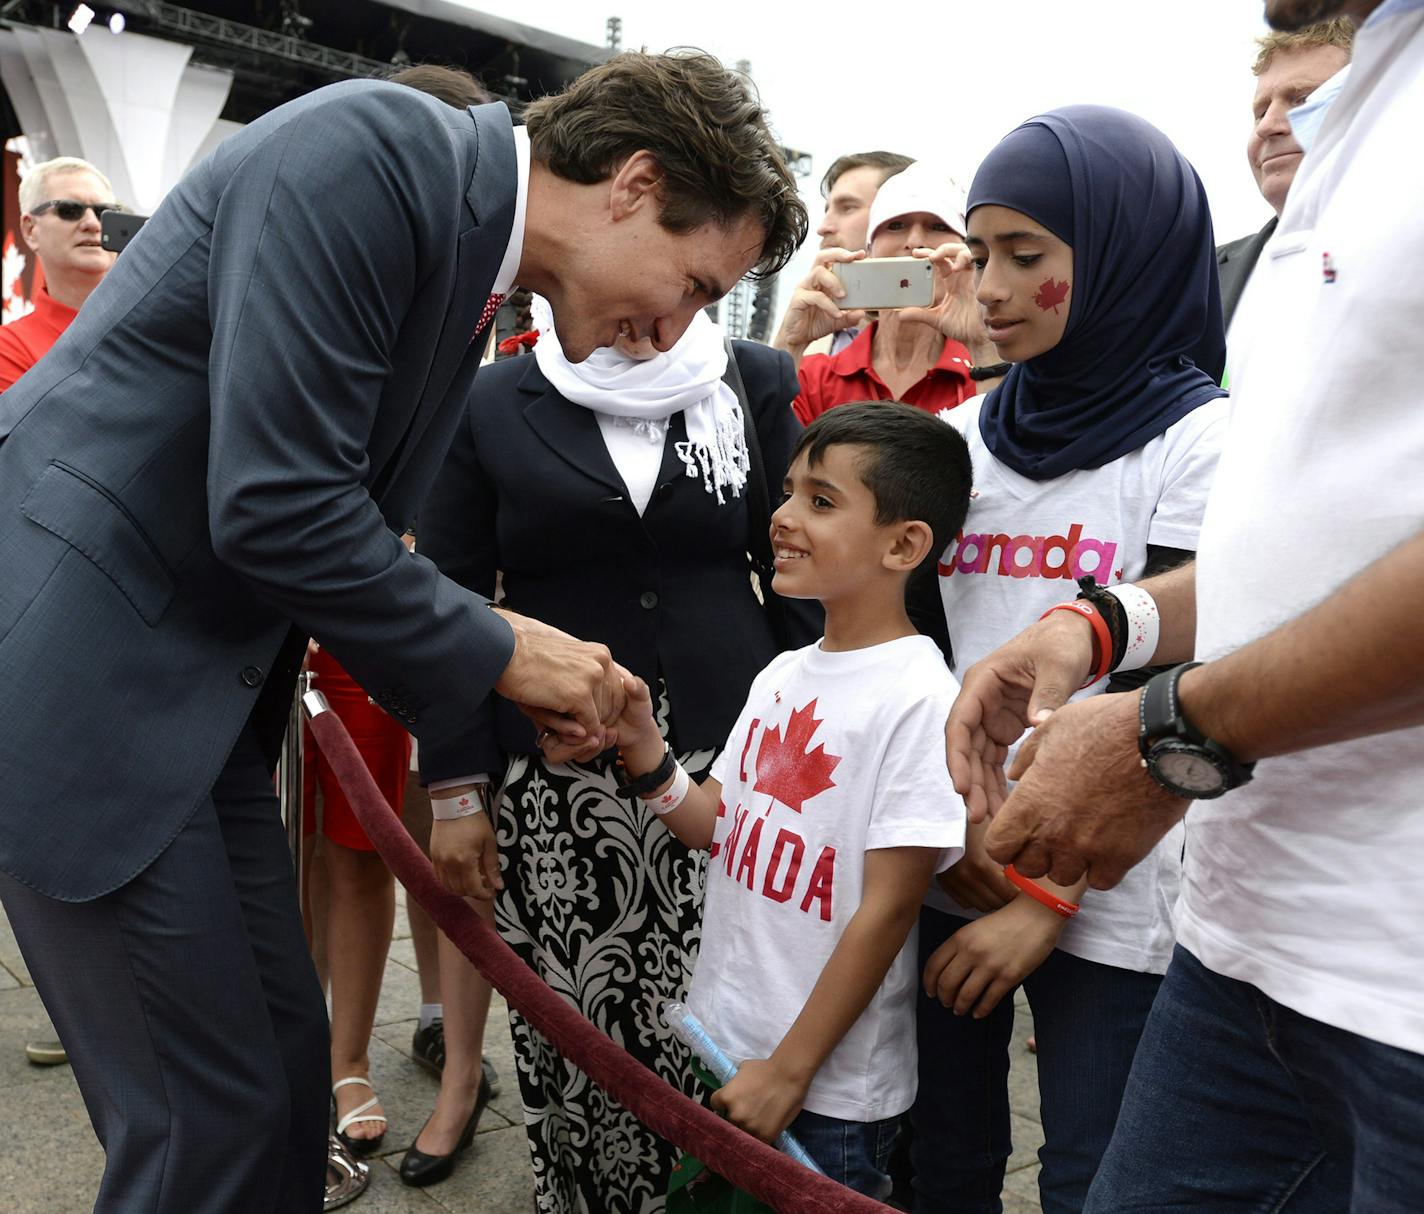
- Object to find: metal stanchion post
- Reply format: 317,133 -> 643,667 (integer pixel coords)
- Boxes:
277,675 -> 369,1211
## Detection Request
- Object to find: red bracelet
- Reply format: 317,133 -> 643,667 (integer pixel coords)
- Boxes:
1005,865 -> 1080,918
1039,601 -> 1113,688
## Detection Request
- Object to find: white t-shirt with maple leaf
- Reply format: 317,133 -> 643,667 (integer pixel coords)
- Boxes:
930,400 -> 1226,974
690,635 -> 966,1123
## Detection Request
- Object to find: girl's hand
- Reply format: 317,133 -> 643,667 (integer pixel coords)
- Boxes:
922,896 -> 1066,1018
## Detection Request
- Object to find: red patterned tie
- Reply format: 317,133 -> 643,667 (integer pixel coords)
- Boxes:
474,292 -> 505,339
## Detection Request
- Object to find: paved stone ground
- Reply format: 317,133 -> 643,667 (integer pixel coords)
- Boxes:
1,890 -> 1044,1213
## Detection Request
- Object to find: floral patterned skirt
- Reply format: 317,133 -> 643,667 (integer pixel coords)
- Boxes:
493,703 -> 715,1214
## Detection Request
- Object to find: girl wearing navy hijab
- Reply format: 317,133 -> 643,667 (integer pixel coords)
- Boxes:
909,107 -> 1228,1214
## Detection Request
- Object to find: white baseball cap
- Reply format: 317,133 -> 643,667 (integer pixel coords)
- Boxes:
865,162 -> 969,249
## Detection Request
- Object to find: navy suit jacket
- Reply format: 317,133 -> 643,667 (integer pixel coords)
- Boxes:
0,82 -> 517,900
417,341 -> 823,780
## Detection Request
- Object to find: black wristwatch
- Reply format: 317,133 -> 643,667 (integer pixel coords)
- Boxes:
1138,663 -> 1254,799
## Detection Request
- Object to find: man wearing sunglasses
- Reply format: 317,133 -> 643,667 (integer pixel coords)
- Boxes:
0,157 -> 119,391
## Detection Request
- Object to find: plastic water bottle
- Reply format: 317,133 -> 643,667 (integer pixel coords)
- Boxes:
662,1001 -> 824,1174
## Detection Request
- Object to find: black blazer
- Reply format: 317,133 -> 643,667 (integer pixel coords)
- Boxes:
1217,217 -> 1278,333
418,340 -> 822,779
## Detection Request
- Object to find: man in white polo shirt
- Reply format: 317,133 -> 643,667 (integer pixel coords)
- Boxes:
944,1 -> 1424,1208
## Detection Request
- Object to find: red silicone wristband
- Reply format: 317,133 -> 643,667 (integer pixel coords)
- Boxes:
1005,865 -> 1080,918
1039,601 -> 1113,688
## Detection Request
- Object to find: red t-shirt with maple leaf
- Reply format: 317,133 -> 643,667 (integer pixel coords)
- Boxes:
688,635 -> 965,1122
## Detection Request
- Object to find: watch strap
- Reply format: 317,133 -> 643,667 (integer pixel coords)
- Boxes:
1139,663 -> 1256,795
615,745 -> 677,798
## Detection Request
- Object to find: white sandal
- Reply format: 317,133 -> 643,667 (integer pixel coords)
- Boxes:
332,1076 -> 387,1155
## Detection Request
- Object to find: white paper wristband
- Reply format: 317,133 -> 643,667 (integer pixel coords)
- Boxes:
431,786 -> 492,821
1105,583 -> 1161,672
645,762 -> 691,817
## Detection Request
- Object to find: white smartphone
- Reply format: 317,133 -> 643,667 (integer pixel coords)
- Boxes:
831,256 -> 934,311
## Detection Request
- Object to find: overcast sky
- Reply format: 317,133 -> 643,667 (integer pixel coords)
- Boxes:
456,0 -> 1278,294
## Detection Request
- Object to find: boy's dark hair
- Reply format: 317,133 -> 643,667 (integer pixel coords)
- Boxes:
386,64 -> 492,108
792,401 -> 972,568
523,50 -> 807,280
820,150 -> 915,198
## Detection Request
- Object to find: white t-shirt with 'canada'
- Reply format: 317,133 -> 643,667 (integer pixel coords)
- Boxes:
689,635 -> 966,1121
932,401 -> 1226,974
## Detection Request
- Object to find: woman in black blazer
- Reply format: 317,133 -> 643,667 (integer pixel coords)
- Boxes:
413,305 -> 818,1208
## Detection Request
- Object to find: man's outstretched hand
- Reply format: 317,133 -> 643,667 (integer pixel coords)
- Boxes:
492,609 -> 624,751
944,611 -> 1098,821
983,690 -> 1190,889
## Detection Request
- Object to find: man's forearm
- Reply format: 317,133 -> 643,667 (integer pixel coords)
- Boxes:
1135,560 -> 1198,665
1180,531 -> 1424,763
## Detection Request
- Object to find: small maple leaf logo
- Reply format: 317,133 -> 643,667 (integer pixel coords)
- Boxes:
1033,277 -> 1070,314
1114,568 -> 1124,581
753,699 -> 841,814
458,796 -> 471,808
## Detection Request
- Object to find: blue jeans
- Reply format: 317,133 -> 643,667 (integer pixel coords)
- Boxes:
1086,944 -> 1424,1213
910,907 -> 1162,1214
789,1108 -> 901,1200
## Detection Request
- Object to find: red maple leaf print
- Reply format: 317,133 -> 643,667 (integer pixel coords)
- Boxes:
1033,277 -> 1070,314
753,699 -> 841,814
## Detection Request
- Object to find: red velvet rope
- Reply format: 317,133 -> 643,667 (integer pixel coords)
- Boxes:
307,709 -> 895,1214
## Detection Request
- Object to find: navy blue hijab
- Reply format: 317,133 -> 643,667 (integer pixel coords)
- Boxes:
967,106 -> 1226,481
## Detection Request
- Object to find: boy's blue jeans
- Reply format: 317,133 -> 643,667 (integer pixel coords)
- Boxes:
909,907 -> 1161,1214
789,1108 -> 900,1201
1086,944 -> 1424,1213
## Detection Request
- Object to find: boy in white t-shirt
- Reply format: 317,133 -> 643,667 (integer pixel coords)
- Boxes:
546,401 -> 971,1198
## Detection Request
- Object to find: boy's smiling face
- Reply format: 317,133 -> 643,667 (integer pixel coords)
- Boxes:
772,443 -> 904,604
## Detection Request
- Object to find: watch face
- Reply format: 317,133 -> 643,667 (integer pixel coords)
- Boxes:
1155,747 -> 1225,796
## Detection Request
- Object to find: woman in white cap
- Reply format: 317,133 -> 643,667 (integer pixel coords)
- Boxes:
788,162 -> 1003,426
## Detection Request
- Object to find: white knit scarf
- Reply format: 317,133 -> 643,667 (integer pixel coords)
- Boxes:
530,296 -> 750,503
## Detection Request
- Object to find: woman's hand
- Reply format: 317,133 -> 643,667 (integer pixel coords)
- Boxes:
899,242 -> 989,350
772,248 -> 869,359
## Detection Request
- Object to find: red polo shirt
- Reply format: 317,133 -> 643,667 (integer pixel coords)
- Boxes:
794,323 -> 976,426
0,287 -> 78,391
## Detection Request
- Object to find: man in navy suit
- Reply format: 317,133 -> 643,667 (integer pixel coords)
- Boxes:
0,51 -> 805,1212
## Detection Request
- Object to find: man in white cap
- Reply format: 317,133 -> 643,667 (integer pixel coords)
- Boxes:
787,162 -> 1000,425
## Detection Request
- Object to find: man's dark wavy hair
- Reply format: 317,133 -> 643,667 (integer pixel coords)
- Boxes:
523,50 -> 808,279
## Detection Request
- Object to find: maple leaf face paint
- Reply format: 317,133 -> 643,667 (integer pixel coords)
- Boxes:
965,203 -> 1074,362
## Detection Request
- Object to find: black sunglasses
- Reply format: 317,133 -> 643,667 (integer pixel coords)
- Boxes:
32,199 -> 123,222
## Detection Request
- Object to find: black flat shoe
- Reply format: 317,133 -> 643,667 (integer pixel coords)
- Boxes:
398,1075 -> 492,1187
